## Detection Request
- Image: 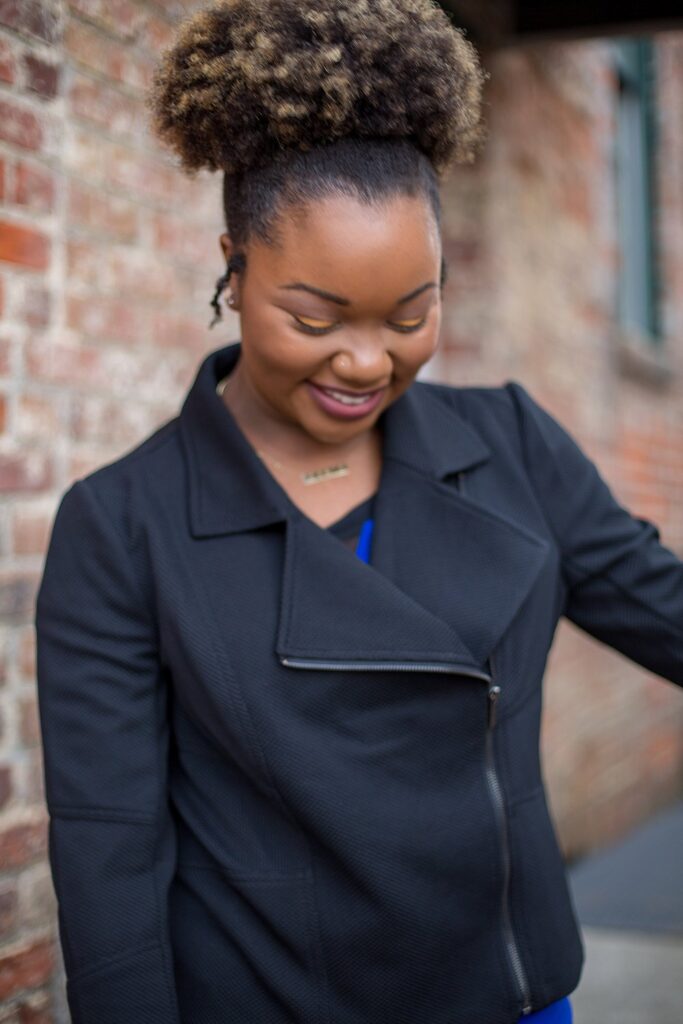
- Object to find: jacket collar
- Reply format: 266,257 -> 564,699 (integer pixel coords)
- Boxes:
178,341 -> 549,673
178,340 -> 492,538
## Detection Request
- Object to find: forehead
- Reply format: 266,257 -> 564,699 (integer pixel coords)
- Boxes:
248,193 -> 440,298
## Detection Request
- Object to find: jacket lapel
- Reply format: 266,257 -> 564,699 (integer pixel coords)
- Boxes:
179,342 -> 550,678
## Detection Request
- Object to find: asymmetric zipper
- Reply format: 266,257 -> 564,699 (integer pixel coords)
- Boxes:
485,656 -> 533,1016
279,656 -> 492,683
454,469 -> 533,1016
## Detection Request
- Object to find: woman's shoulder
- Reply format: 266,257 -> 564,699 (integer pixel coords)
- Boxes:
415,376 -> 545,452
53,415 -> 185,550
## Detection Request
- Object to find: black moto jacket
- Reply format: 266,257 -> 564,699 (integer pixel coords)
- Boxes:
35,341 -> 683,1024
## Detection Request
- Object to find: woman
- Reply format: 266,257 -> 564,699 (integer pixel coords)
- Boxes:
34,2 -> 682,1023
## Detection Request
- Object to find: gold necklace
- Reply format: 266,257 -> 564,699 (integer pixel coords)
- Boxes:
216,375 -> 350,485
255,445 -> 350,486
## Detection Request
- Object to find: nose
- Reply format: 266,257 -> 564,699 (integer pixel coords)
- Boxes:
331,340 -> 393,389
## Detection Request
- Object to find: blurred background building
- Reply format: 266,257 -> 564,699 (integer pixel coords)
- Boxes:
0,1 -> 681,1019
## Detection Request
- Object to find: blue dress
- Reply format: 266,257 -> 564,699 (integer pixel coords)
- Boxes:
328,500 -> 574,1024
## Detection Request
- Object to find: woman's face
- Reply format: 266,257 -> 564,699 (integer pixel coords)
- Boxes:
220,192 -> 442,449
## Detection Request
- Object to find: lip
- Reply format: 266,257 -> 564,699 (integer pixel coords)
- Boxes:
306,381 -> 386,420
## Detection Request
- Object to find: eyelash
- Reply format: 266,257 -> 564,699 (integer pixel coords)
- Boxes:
291,315 -> 428,336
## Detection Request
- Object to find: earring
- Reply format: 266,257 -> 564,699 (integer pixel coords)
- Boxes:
227,294 -> 236,307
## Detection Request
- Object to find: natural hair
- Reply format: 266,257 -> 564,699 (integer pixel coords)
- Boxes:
147,0 -> 489,325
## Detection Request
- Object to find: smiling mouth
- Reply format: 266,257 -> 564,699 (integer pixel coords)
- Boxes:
308,382 -> 387,405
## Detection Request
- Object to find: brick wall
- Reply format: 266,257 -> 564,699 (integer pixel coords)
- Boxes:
432,33 -> 683,861
0,1 -> 228,1019
0,1 -> 681,1017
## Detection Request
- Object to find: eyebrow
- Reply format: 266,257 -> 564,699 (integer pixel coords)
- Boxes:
278,281 -> 437,306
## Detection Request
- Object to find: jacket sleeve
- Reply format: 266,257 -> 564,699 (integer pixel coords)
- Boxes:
34,478 -> 181,1024
506,381 -> 683,687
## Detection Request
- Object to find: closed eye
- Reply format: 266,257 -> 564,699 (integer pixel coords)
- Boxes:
291,314 -> 428,335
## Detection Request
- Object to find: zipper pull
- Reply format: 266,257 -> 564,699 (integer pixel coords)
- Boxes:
487,685 -> 501,729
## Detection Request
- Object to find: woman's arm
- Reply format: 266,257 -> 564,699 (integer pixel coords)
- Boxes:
506,381 -> 683,687
34,479 -> 181,1024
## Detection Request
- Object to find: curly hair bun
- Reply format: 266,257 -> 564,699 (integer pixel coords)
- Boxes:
148,0 -> 488,178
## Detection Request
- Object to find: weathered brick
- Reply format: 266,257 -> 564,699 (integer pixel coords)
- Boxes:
0,937 -> 53,1002
0,452 -> 52,492
67,180 -> 138,243
66,292 -> 148,346
0,100 -> 42,151
18,697 -> 39,748
12,501 -> 51,557
17,988 -> 52,1023
0,819 -> 47,872
21,53 -> 59,99
0,884 -> 18,938
64,18 -> 153,92
0,222 -> 50,271
68,128 -> 180,206
15,394 -> 59,445
69,0 -> 141,41
0,1 -> 61,43
68,69 -> 144,138
24,337 -> 106,390
17,627 -> 35,683
0,34 -> 15,83
10,162 -> 55,214
19,284 -> 51,328
0,766 -> 11,811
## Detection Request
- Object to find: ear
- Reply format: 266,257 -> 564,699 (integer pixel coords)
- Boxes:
219,232 -> 233,264
219,233 -> 241,310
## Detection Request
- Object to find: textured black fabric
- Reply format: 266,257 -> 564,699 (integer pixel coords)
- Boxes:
34,340 -> 683,1024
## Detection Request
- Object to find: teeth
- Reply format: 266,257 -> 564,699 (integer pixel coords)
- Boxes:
323,388 -> 373,405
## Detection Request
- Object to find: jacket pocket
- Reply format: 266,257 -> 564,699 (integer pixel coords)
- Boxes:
170,865 -> 326,1024
507,787 -> 585,1008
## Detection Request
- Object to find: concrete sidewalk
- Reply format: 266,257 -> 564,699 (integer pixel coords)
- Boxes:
567,800 -> 683,1023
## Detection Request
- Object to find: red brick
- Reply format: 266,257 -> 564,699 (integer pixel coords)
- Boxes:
17,627 -> 35,683
0,222 -> 50,271
66,292 -> 148,345
13,505 -> 52,554
0,34 -> 15,83
153,214 -> 217,269
0,820 -> 47,872
18,698 -> 40,748
138,9 -> 176,50
25,337 -> 106,389
68,71 -> 143,138
0,884 -> 18,938
10,162 -> 55,214
0,99 -> 42,151
0,452 -> 52,492
66,238 -> 177,300
15,393 -> 58,444
0,158 -> 5,202
21,53 -> 59,99
20,285 -> 51,328
69,128 -> 179,206
69,0 -> 141,41
0,937 -> 53,1002
64,18 -> 153,91
67,181 -> 137,243
0,1 -> 60,43
18,991 -> 52,1024
22,750 -> 45,808
0,766 -> 11,811
0,395 -> 6,433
